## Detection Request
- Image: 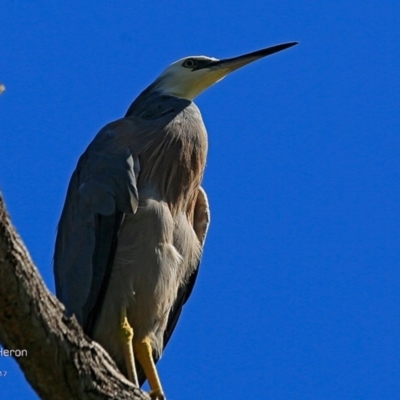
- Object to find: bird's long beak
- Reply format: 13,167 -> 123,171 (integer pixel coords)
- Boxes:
206,42 -> 298,73
155,42 -> 298,101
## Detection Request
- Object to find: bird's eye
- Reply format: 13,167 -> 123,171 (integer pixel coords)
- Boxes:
182,59 -> 196,68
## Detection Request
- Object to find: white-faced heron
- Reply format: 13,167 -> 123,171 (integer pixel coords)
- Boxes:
54,41 -> 298,399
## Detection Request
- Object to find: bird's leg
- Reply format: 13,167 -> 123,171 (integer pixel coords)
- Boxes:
119,308 -> 139,386
134,337 -> 165,400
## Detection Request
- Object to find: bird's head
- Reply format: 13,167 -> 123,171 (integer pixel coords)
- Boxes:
151,42 -> 298,101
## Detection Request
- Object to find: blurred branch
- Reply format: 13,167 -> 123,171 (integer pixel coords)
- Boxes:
0,192 -> 149,400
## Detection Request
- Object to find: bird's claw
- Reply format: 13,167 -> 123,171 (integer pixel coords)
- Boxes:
149,388 -> 165,400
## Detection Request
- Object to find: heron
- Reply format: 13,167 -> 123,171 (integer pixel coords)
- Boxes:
54,41 -> 298,399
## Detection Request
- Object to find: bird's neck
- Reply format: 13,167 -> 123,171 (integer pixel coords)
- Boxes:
125,89 -> 191,120
136,101 -> 208,214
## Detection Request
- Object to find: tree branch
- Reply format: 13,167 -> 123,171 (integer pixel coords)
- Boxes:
0,192 -> 150,399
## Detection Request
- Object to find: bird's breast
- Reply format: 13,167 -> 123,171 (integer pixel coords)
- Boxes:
138,103 -> 208,211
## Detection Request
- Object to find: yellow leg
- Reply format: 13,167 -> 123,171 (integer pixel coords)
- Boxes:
119,308 -> 138,386
134,337 -> 165,400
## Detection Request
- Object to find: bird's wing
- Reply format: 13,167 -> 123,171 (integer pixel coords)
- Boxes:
137,186 -> 210,385
158,187 -> 210,357
54,118 -> 141,332
162,186 -> 210,346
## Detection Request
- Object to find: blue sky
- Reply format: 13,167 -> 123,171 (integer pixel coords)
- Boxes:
1,2 -> 399,399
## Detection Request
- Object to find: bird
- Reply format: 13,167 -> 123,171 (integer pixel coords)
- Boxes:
53,41 -> 298,399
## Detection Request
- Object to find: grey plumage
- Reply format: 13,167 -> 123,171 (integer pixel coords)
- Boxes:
54,94 -> 209,378
54,42 -> 297,399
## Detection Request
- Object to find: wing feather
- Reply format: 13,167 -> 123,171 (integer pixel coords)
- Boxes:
163,187 -> 210,347
137,187 -> 210,385
54,119 -> 140,329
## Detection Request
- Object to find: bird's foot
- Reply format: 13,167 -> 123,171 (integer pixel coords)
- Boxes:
134,338 -> 165,399
119,309 -> 138,385
149,388 -> 165,400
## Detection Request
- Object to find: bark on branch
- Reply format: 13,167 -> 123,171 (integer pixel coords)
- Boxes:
0,192 -> 150,399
